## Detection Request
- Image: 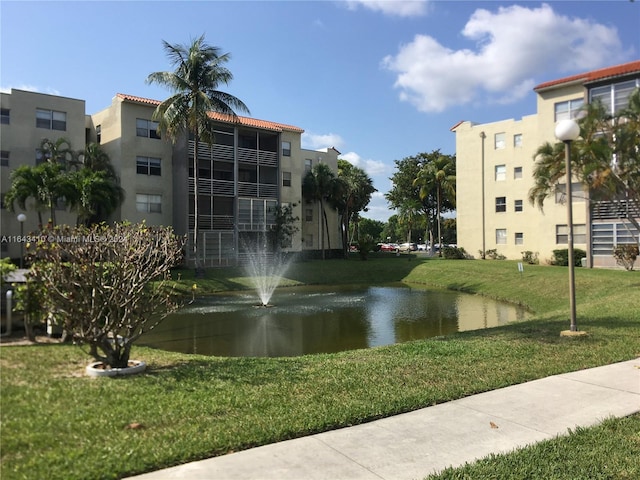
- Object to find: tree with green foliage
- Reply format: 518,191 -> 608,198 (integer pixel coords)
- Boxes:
303,163 -> 337,259
268,203 -> 299,251
147,34 -> 249,271
358,217 -> 385,243
386,150 -> 456,250
332,160 -> 376,258
414,155 -> 456,256
5,139 -> 123,228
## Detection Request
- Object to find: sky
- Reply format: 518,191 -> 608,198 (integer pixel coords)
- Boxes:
1,0 -> 639,222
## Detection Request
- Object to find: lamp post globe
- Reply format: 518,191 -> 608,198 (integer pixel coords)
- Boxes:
555,119 -> 580,142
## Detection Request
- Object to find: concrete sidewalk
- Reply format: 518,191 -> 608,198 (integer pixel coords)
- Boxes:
128,359 -> 640,480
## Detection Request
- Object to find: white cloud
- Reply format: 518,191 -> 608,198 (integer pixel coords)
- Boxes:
340,151 -> 388,177
382,3 -> 630,112
344,0 -> 429,17
302,131 -> 345,150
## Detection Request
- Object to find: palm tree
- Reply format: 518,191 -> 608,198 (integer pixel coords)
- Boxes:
5,165 -> 48,226
147,34 -> 249,272
67,169 -> 125,226
74,143 -> 124,225
302,163 -> 337,260
333,160 -> 376,258
413,156 -> 456,256
530,90 -> 640,232
38,137 -> 75,167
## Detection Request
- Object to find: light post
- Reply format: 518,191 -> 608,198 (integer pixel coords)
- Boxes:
555,119 -> 580,332
17,213 -> 26,269
480,131 -> 486,259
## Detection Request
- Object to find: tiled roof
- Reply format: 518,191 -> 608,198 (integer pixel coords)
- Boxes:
116,93 -> 304,133
534,60 -> 640,91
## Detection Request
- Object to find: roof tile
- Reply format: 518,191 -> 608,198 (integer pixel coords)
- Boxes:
534,60 -> 640,91
116,93 -> 304,133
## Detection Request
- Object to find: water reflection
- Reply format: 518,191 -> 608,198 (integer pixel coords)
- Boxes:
140,284 -> 530,357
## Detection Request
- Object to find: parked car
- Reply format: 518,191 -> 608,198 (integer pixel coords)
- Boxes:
379,243 -> 398,252
398,242 -> 418,252
417,244 -> 428,251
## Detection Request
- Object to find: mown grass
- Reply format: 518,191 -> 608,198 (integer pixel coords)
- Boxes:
428,414 -> 640,480
1,256 -> 639,480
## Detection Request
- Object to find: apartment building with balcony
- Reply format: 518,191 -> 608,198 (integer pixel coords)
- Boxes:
1,89 -> 341,266
453,60 -> 640,268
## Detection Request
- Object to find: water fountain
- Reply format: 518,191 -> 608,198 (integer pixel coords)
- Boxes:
243,239 -> 294,307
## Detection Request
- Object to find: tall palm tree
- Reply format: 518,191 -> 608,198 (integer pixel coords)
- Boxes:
413,156 -> 456,256
147,34 -> 249,271
302,163 -> 337,260
38,137 -> 75,167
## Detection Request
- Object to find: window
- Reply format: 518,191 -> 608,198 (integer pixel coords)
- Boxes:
556,224 -> 586,244
556,224 -> 568,244
36,108 -> 66,131
574,224 -> 586,244
514,199 -> 523,212
96,125 -> 101,144
282,141 -> 291,156
136,156 -> 161,176
494,132 -> 506,150
0,151 -> 8,167
136,119 -> 160,139
305,158 -> 312,172
592,222 -> 640,255
555,183 -> 585,204
513,134 -> 522,147
495,165 -> 506,181
136,194 -> 162,213
35,149 -> 47,165
495,197 -> 507,213
1,108 -> 9,124
496,229 -> 507,245
514,166 -> 523,179
305,234 -> 313,247
515,232 -> 524,245
282,171 -> 291,187
554,98 -> 584,122
305,208 -> 313,222
590,79 -> 639,115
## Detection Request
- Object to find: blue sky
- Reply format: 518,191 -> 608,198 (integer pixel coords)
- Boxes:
1,0 -> 639,222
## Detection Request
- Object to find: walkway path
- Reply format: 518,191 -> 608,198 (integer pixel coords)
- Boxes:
128,359 -> 640,480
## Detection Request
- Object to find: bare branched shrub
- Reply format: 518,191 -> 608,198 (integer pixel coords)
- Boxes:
613,244 -> 639,271
26,222 -> 185,368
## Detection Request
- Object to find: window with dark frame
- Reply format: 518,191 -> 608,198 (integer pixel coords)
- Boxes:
495,196 -> 507,212
0,150 -> 9,167
282,141 -> 291,157
1,108 -> 9,124
136,156 -> 161,176
514,199 -> 523,212
136,119 -> 160,139
282,171 -> 291,187
36,108 -> 67,131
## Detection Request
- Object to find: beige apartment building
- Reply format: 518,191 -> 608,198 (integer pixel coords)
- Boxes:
453,60 -> 640,268
1,89 -> 341,266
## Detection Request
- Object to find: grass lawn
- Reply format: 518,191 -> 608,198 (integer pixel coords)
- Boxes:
1,256 -> 639,479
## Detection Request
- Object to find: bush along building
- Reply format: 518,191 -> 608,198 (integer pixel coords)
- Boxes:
1,89 -> 341,266
453,60 -> 640,268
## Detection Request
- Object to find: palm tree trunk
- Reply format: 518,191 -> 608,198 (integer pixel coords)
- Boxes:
319,200 -> 325,260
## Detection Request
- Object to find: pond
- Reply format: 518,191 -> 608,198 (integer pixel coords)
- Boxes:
140,283 -> 530,358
